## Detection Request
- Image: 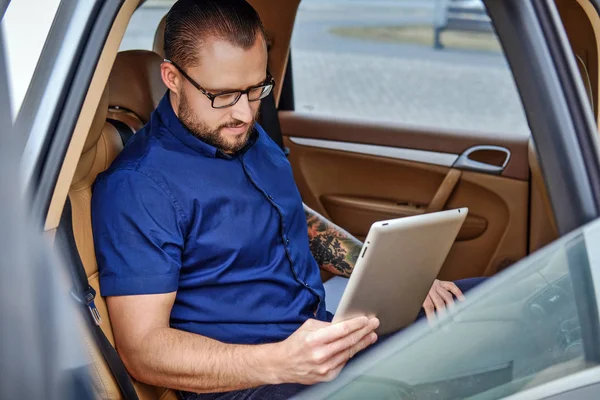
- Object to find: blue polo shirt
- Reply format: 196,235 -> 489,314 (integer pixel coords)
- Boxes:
92,93 -> 328,344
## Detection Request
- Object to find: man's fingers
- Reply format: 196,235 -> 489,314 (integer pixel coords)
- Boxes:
323,350 -> 351,377
350,331 -> 378,358
309,316 -> 371,345
322,364 -> 345,383
311,331 -> 377,383
320,322 -> 378,360
428,290 -> 447,313
423,296 -> 436,321
442,281 -> 465,301
436,286 -> 455,307
328,331 -> 378,372
346,331 -> 377,363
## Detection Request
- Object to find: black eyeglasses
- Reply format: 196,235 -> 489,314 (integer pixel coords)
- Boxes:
164,59 -> 275,109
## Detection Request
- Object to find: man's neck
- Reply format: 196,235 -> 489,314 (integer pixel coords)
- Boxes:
169,90 -> 181,119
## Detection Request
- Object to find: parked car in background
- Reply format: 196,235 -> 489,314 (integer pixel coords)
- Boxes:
434,0 -> 493,49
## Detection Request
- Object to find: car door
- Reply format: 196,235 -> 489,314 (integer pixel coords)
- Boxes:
295,0 -> 600,396
4,0 -> 151,399
1,1 -> 96,398
297,219 -> 600,399
281,0 -> 531,281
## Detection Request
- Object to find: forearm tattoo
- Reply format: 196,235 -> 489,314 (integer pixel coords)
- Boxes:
304,204 -> 363,277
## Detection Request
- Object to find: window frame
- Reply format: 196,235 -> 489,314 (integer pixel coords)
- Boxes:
0,0 -> 9,21
13,0 -> 125,225
0,14 -> 95,398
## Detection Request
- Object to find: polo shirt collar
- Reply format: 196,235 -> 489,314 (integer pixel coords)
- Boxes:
156,92 -> 259,159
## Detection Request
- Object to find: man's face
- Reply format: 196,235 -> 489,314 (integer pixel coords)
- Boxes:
166,35 -> 268,153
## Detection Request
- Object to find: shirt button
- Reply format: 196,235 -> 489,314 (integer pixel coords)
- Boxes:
268,195 -> 274,200
286,238 -> 290,245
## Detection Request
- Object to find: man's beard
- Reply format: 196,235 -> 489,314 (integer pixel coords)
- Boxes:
178,91 -> 258,154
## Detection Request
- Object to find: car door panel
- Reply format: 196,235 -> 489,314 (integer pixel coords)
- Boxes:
280,111 -> 530,181
320,194 -> 488,242
281,112 -> 529,280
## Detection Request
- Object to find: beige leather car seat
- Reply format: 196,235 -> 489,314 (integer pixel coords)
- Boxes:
153,16 -> 166,59
107,50 -> 166,133
67,86 -> 177,400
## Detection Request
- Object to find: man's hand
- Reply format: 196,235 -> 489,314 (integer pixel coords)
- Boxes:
274,316 -> 379,385
422,279 -> 465,320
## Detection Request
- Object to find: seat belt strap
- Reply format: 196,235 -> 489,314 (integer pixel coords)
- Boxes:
259,92 -> 289,156
107,118 -> 135,146
57,198 -> 139,400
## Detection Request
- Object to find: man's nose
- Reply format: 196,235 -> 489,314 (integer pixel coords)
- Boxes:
230,94 -> 254,124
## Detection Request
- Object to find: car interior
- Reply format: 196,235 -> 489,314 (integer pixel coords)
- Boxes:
38,0 -> 600,398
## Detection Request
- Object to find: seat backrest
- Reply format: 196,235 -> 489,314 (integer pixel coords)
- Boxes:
68,86 -> 177,400
153,16 -> 165,59
107,50 -> 166,133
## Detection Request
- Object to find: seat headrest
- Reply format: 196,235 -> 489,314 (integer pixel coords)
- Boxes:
84,86 -> 110,153
108,50 -> 166,123
153,14 -> 166,59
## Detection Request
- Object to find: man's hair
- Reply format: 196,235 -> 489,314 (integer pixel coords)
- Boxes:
164,0 -> 267,68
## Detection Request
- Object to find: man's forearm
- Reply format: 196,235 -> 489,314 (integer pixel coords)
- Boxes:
304,204 -> 363,277
123,327 -> 281,393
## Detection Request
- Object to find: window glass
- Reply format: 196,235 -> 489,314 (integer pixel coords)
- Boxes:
1,0 -> 62,118
120,0 -> 175,52
290,0 -> 529,134
310,219 -> 600,399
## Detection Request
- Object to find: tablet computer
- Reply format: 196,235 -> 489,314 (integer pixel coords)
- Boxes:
332,208 -> 468,334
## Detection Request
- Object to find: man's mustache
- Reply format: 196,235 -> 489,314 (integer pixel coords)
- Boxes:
219,118 -> 256,130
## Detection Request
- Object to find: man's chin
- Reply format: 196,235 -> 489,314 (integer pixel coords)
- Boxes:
220,130 -> 252,153
217,135 -> 248,154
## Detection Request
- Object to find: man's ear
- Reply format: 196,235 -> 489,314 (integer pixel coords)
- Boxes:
161,62 -> 181,94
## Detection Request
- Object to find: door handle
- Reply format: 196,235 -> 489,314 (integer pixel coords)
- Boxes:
453,145 -> 511,175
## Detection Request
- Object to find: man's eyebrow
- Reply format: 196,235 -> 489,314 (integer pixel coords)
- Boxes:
204,76 -> 268,93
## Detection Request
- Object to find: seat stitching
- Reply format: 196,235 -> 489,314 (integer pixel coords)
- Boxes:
81,322 -> 112,399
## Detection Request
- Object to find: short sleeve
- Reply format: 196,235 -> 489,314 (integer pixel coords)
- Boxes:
92,169 -> 185,296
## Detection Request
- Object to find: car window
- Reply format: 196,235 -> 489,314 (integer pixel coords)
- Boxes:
9,0 -> 102,192
1,0 -> 62,119
0,17 -> 92,398
302,218 -> 600,399
290,0 -> 529,135
120,0 -> 175,52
